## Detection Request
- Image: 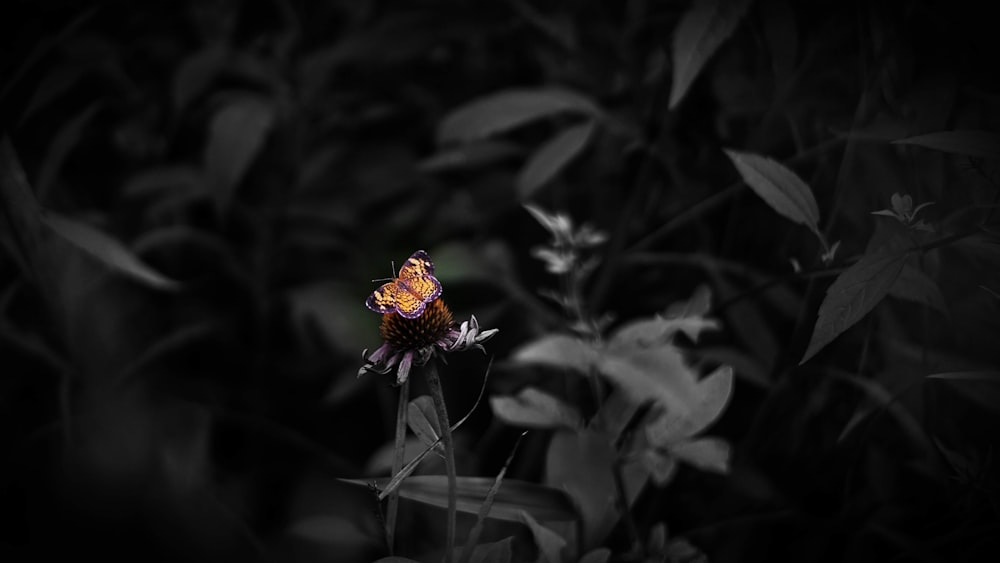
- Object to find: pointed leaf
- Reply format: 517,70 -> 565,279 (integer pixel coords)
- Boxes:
579,549 -> 612,563
205,96 -> 275,206
892,130 -> 1000,160
469,536 -> 514,563
598,343 -> 701,420
669,0 -> 752,109
438,88 -> 600,144
516,121 -> 596,199
801,249 -> 908,363
669,437 -> 731,473
490,387 -> 583,430
42,213 -> 179,291
889,263 -> 948,314
510,334 -> 597,374
723,149 -> 821,238
345,476 -> 577,523
408,395 -> 443,450
611,286 -> 718,346
520,510 -> 566,563
418,140 -> 521,173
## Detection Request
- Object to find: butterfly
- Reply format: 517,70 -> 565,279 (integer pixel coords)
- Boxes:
365,250 -> 443,319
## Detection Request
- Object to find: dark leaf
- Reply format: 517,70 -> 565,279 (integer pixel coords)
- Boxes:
723,149 -> 822,240
892,130 -> 1000,160
670,0 -> 752,109
516,120 -> 596,200
438,88 -> 599,144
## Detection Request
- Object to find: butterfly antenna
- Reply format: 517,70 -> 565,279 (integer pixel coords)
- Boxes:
370,260 -> 398,284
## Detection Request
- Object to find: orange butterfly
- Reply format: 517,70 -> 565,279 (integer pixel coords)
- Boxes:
366,250 -> 443,319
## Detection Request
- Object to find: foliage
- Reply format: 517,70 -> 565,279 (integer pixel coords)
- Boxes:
2,0 -> 1000,562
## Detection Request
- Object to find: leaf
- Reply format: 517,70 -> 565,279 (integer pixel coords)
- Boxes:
889,263 -> 948,314
41,213 -> 179,291
800,249 -> 908,364
669,0 -> 752,109
519,510 -> 566,563
545,428 -> 648,547
205,96 -> 275,207
408,395 -> 443,451
287,515 -> 369,548
892,130 -> 1000,160
647,365 -> 734,446
468,536 -> 514,563
516,120 -> 596,200
510,334 -> 597,374
418,140 -> 522,173
579,548 -> 612,563
122,165 -> 207,199
437,88 -> 600,144
37,103 -> 101,200
723,149 -> 821,239
490,387 -> 583,430
344,476 -> 578,523
927,371 -> 1000,414
173,44 -> 228,111
668,437 -> 731,473
598,343 -> 701,421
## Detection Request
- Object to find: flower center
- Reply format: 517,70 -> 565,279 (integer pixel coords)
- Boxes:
380,298 -> 454,349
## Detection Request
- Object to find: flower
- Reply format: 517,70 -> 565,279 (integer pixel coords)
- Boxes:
359,298 -> 498,385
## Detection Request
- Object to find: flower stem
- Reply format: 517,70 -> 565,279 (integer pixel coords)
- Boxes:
386,377 -> 409,554
423,360 -> 456,563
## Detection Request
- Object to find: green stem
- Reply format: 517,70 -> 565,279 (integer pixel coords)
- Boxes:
386,377 -> 410,554
424,361 -> 456,563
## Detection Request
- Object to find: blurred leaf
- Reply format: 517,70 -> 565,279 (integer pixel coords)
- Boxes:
668,437 -> 730,473
516,120 -> 596,200
610,286 -> 719,346
801,249 -> 908,364
723,149 -> 822,240
598,342 -> 701,422
669,0 -> 752,109
288,282 -> 372,354
519,510 -> 566,563
640,447 -> 679,486
438,88 -> 600,144
927,371 -> 1000,414
374,558 -> 422,563
205,95 -> 275,207
490,387 -> 583,430
21,65 -> 88,124
892,130 -> 1000,160
346,476 -> 577,523
650,365 -> 734,446
408,395 -> 443,451
546,428 -> 647,546
579,548 -> 612,563
510,334 -> 597,373
122,165 -> 207,199
288,515 -> 370,549
41,213 -> 179,291
469,536 -> 514,563
37,103 -> 100,201
117,321 -> 221,385
419,140 -> 522,173
889,263 -> 948,314
460,432 -> 527,563
173,44 -> 229,111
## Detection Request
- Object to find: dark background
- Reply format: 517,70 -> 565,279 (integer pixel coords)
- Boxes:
1,0 -> 999,561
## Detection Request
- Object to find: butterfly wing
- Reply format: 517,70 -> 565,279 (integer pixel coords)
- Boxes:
366,280 -> 400,314
397,250 -> 443,306
392,288 -> 430,319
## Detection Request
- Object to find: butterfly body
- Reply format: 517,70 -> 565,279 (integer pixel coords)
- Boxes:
366,250 -> 442,319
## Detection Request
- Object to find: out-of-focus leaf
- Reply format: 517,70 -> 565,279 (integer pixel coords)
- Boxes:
641,447 -> 679,486
669,0 -> 752,109
173,44 -> 228,111
889,263 -> 948,314
668,437 -> 730,473
647,365 -> 734,446
344,476 -> 577,524
37,103 -> 101,200
516,120 -> 595,200
117,321 -> 221,385
520,510 -> 566,563
286,515 -> 369,548
490,387 -> 583,430
408,395 -> 443,451
510,334 -> 597,373
579,548 -> 612,563
122,165 -> 207,199
723,149 -> 822,240
21,65 -> 87,124
374,558 -> 422,563
598,343 -> 701,422
288,282 -> 372,354
468,536 -> 514,563
205,96 -> 275,207
437,88 -> 600,144
927,371 -> 1000,414
419,140 -> 522,173
801,249 -> 908,364
41,213 -> 179,291
545,428 -> 647,547
892,130 -> 1000,160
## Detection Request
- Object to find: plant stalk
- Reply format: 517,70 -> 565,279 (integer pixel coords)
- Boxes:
424,360 -> 456,563
386,377 -> 410,554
